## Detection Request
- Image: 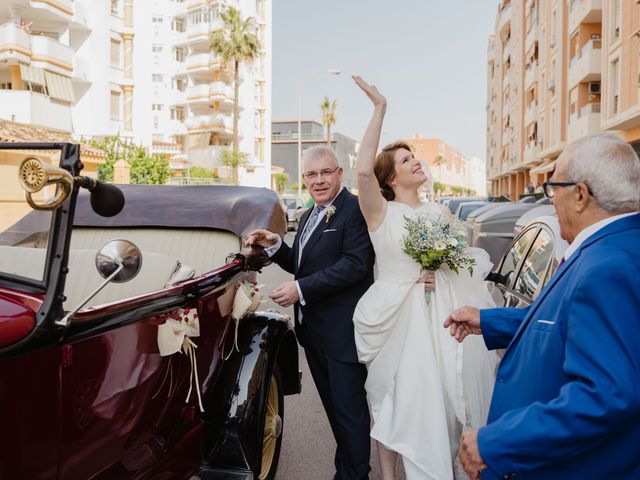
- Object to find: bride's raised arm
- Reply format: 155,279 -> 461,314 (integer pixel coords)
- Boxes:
353,75 -> 387,231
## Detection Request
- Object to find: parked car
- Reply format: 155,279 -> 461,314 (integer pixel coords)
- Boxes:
487,215 -> 569,307
513,205 -> 556,235
454,201 -> 490,221
446,196 -> 485,215
471,203 -> 540,265
0,143 -> 300,480
281,194 -> 306,230
464,201 -> 511,244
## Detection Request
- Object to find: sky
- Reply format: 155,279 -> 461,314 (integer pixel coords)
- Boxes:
272,1 -> 500,160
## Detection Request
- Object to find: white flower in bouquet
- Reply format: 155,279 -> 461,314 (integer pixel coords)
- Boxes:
402,214 -> 476,303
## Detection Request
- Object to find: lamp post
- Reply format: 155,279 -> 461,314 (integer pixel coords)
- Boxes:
297,69 -> 341,197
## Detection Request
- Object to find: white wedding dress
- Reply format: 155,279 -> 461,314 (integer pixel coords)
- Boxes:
353,201 -> 498,479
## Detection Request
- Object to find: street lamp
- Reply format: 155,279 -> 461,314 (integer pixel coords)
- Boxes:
297,69 -> 341,197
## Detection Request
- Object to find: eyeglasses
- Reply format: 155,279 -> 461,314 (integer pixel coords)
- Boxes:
302,166 -> 340,180
543,181 -> 593,198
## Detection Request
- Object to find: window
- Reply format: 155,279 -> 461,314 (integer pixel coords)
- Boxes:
110,91 -> 121,120
152,15 -> 163,22
172,18 -> 185,32
172,77 -> 187,91
111,0 -> 121,15
174,47 -> 185,62
0,82 -> 12,90
611,58 -> 620,115
497,227 -> 537,289
152,44 -> 163,53
170,106 -> 185,121
152,104 -> 163,111
514,229 -> 554,300
152,74 -> 163,83
110,39 -> 121,67
612,0 -> 621,41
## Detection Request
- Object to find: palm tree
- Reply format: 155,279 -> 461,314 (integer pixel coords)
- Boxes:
210,7 -> 259,184
320,96 -> 337,145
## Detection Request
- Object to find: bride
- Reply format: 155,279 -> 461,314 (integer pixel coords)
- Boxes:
351,76 -> 498,479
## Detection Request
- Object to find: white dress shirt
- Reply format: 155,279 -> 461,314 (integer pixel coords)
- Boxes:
563,212 -> 638,261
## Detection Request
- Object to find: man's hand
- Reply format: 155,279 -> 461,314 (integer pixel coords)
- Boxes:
459,429 -> 486,479
270,281 -> 299,307
443,306 -> 482,343
245,229 -> 279,248
417,270 -> 436,292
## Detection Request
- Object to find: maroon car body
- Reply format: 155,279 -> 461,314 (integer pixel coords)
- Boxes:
0,143 -> 300,479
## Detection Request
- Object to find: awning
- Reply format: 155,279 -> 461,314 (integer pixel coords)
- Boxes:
44,71 -> 75,103
19,64 -> 46,86
529,160 -> 556,175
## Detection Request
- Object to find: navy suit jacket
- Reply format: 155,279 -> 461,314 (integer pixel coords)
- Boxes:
271,188 -> 375,363
478,213 -> 640,479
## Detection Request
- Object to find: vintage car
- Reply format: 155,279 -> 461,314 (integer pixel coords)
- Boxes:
0,143 -> 300,479
487,215 -> 569,308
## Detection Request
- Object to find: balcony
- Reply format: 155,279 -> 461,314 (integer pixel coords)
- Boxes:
0,90 -> 72,132
569,0 -> 602,33
32,0 -> 74,18
185,113 -> 232,135
525,103 -> 538,125
525,23 -> 538,50
568,39 -> 601,87
0,23 -> 32,63
498,2 -> 511,38
525,63 -> 538,87
186,20 -> 223,46
523,144 -> 541,165
209,81 -> 234,107
186,84 -> 210,104
568,102 -> 601,141
31,35 -> 74,76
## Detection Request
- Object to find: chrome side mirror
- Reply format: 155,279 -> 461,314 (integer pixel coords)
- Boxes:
95,239 -> 142,283
56,240 -> 142,327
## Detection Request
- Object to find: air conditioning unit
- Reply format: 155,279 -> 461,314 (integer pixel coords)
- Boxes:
588,82 -> 601,95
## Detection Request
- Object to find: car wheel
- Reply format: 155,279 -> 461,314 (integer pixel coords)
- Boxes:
257,365 -> 284,480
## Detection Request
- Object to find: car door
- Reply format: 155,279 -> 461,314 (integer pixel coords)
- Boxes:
511,226 -> 556,302
491,226 -> 539,307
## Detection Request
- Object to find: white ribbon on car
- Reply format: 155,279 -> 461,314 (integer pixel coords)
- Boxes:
222,283 -> 265,360
157,309 -> 204,412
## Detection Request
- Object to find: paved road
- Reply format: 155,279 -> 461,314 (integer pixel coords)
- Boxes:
258,233 -> 406,480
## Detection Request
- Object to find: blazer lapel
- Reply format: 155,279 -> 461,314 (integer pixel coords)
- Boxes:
294,207 -> 312,270
298,188 -> 348,270
503,213 -> 640,353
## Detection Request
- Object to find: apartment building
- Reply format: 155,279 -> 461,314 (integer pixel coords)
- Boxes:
405,135 -> 484,195
486,0 -> 640,199
0,0 -> 272,187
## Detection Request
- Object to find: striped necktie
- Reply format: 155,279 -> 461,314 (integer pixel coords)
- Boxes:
300,204 -> 325,248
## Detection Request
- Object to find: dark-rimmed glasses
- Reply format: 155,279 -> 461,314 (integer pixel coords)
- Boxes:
302,166 -> 340,180
543,181 -> 593,198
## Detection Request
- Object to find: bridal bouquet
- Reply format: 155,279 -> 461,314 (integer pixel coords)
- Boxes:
402,214 -> 476,303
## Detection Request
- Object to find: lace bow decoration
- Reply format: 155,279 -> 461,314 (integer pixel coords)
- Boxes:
157,308 -> 204,412
223,281 -> 265,360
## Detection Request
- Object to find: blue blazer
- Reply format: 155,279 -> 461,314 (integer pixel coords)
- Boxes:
271,188 -> 375,363
478,213 -> 640,480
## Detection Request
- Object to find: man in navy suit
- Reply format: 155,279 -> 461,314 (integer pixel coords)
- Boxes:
247,146 -> 375,480
445,133 -> 640,479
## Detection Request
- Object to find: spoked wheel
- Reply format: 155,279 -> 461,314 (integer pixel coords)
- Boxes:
258,365 -> 284,480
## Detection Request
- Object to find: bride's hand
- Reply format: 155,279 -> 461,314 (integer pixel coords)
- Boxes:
417,270 -> 436,292
443,306 -> 482,343
352,75 -> 387,109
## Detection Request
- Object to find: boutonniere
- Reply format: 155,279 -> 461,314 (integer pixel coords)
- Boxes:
325,205 -> 336,223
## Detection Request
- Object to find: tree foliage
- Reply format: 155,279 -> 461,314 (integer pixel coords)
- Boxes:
273,173 -> 289,193
320,96 -> 337,145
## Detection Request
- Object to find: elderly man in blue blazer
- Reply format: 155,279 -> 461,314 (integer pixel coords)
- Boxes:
445,132 -> 640,479
247,146 -> 375,480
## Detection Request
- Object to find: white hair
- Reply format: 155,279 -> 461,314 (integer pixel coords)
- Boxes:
563,133 -> 640,212
302,145 -> 340,168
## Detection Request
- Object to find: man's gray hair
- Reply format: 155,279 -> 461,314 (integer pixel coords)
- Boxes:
302,145 -> 340,168
564,133 -> 640,212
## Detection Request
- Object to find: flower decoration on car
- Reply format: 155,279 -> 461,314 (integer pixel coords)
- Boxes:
157,307 -> 204,412
325,205 -> 337,223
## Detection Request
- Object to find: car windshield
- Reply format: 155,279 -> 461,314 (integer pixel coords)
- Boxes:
0,172 -> 54,283
459,204 -> 485,220
283,198 -> 299,209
